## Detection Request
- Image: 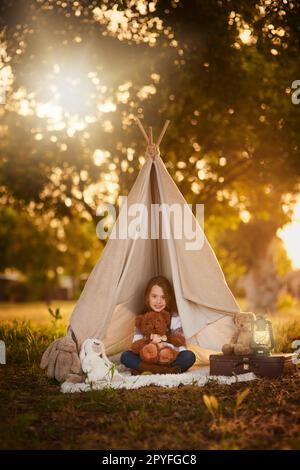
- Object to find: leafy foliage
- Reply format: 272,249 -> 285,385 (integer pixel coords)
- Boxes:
1,0 -> 300,304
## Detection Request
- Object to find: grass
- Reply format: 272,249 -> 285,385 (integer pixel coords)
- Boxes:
0,300 -> 300,450
0,301 -> 74,327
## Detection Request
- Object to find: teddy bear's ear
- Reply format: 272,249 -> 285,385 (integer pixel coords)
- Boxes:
234,313 -> 242,325
161,310 -> 171,326
247,312 -> 256,322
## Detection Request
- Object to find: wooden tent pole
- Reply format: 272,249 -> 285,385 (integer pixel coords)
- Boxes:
149,126 -> 153,145
135,117 -> 149,144
156,120 -> 170,147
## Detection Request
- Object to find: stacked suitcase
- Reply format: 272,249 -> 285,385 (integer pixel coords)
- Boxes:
209,353 -> 296,378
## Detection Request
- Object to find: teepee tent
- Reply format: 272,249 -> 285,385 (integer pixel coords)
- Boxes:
68,119 -> 241,361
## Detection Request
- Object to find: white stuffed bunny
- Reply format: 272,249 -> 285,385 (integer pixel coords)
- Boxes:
79,339 -> 123,387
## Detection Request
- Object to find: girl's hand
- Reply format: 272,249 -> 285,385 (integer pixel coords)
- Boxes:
150,334 -> 166,344
157,342 -> 175,351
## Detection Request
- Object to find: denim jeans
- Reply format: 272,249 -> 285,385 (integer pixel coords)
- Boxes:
120,350 -> 196,372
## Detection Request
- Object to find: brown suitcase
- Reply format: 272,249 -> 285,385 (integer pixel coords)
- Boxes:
209,353 -> 296,378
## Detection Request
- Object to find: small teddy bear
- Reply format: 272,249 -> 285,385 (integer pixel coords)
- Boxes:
131,310 -> 186,365
222,312 -> 256,355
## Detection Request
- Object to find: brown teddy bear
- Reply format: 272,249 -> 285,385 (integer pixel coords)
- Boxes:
131,310 -> 186,365
222,312 -> 256,355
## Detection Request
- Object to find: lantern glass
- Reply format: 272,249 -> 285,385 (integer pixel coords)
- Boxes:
251,316 -> 275,355
253,329 -> 272,348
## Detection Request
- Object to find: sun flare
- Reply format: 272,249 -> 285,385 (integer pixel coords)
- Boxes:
278,199 -> 300,269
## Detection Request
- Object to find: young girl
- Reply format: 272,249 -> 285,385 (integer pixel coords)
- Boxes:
120,276 -> 196,374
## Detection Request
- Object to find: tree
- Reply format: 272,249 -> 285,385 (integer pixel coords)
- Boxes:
1,0 -> 300,308
0,205 -> 101,299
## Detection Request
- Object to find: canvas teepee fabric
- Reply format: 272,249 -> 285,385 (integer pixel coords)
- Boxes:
68,120 -> 241,360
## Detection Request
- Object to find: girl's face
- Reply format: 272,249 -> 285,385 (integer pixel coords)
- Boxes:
148,284 -> 167,312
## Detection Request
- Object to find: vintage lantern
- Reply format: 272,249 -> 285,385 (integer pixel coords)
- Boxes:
251,315 -> 275,356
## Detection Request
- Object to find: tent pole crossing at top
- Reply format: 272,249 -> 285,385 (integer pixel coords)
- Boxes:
135,117 -> 170,148
149,126 -> 153,145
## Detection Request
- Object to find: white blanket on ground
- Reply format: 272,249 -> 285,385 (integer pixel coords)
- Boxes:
61,367 -> 256,393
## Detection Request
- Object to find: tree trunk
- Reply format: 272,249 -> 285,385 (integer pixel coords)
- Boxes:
243,238 -> 281,314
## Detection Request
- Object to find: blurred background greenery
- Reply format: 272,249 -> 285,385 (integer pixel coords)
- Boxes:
1,0 -> 300,319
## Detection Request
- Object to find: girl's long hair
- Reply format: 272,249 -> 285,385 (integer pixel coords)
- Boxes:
143,275 -> 176,314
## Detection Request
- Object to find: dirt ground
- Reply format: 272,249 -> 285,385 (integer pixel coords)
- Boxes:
1,364 -> 300,450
